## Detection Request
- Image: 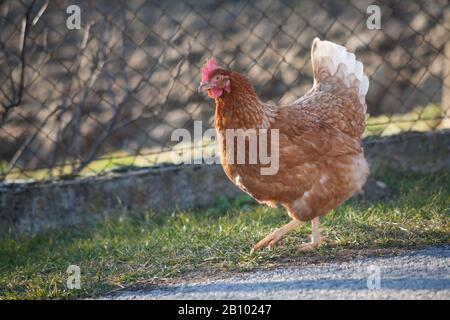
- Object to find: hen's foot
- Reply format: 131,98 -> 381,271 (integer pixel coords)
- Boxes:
297,242 -> 321,252
250,219 -> 302,254
297,217 -> 326,252
251,231 -> 284,253
297,236 -> 329,252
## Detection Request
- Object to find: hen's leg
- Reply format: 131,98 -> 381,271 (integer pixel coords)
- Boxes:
251,219 -> 303,253
298,217 -> 324,251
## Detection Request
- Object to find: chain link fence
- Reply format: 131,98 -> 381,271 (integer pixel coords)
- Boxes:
0,0 -> 449,182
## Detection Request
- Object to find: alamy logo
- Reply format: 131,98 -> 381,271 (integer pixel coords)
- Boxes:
170,121 -> 279,175
367,265 -> 381,290
66,5 -> 81,30
366,5 -> 381,30
66,265 -> 81,289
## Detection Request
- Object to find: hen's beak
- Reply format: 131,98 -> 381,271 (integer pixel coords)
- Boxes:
198,81 -> 211,93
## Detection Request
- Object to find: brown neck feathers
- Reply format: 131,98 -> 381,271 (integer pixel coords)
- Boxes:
214,71 -> 264,130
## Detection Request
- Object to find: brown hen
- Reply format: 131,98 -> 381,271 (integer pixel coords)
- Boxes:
198,38 -> 370,253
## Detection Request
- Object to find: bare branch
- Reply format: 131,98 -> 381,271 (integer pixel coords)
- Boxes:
0,0 -> 37,123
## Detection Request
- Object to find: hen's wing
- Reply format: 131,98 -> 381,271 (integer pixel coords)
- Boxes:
275,106 -> 361,164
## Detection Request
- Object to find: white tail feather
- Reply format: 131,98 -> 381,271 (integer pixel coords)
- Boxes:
311,37 -> 369,108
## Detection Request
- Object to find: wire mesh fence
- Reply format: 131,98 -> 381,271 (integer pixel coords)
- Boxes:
0,0 -> 449,182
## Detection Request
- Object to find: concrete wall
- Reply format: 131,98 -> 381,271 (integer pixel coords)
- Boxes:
1,130 -> 449,235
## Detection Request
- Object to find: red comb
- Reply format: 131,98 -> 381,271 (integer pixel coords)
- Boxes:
201,58 -> 218,82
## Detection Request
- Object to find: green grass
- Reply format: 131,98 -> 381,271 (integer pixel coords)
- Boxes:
0,170 -> 449,299
364,104 -> 444,137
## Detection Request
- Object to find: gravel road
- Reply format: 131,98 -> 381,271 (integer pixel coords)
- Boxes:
109,246 -> 450,300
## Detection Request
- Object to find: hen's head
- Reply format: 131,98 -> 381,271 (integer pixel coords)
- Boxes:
198,58 -> 230,99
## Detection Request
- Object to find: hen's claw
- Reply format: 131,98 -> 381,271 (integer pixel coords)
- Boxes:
297,242 -> 320,252
250,232 -> 283,253
250,219 -> 302,254
297,237 -> 329,252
